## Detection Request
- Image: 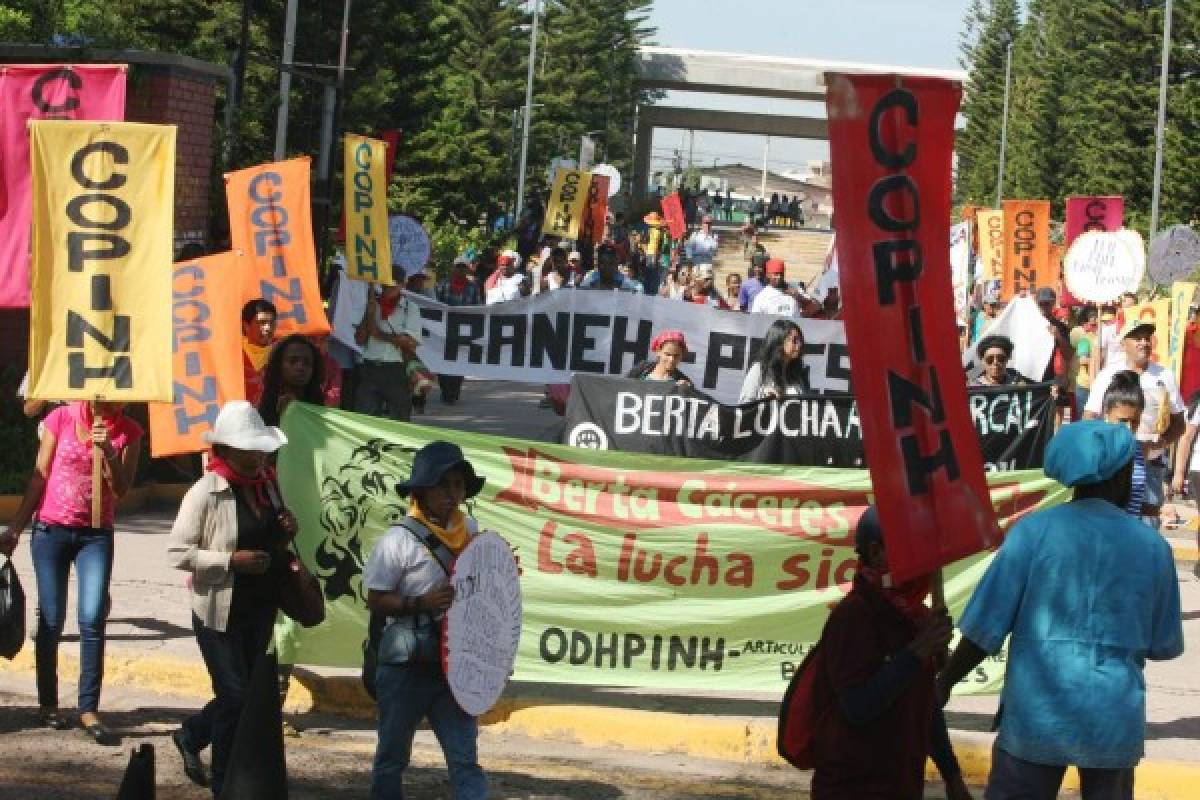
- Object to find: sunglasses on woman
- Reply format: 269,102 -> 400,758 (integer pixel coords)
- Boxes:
983,353 -> 1009,365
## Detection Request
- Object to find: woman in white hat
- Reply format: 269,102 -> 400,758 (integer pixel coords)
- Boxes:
166,401 -> 297,795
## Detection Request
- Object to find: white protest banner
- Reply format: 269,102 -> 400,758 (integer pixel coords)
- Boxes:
950,221 -> 971,326
1064,231 -> 1144,303
962,296 -> 1054,383
443,531 -> 523,717
405,291 -> 850,404
329,267 -> 369,355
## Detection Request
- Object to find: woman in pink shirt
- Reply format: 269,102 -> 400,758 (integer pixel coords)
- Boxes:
0,401 -> 142,744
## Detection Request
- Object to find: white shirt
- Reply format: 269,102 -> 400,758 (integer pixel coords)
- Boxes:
362,293 -> 423,362
1086,362 -> 1185,460
487,275 -> 526,304
363,518 -> 480,620
685,230 -> 719,263
1098,322 -> 1125,370
750,285 -> 798,317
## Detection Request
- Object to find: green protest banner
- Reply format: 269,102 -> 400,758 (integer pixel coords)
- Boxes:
275,403 -> 1068,694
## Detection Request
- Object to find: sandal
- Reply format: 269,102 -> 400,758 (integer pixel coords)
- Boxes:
39,708 -> 70,730
81,719 -> 120,746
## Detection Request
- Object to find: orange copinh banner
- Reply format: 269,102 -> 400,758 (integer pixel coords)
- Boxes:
148,252 -> 247,457
826,72 -> 997,582
225,157 -> 330,337
1000,199 -> 1051,300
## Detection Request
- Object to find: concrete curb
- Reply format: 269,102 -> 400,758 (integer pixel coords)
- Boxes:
2,650 -> 1197,798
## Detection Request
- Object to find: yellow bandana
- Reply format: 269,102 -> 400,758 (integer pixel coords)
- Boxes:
243,339 -> 272,371
409,499 -> 470,554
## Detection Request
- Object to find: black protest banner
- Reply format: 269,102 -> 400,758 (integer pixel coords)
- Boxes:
563,375 -> 1053,471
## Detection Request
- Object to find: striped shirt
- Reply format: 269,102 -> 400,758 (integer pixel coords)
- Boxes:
1126,446 -> 1146,516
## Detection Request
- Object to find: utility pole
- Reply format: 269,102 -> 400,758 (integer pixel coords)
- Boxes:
994,41 -> 1014,208
515,0 -> 540,218
1149,0 -> 1174,240
760,136 -> 770,199
273,0 -> 299,160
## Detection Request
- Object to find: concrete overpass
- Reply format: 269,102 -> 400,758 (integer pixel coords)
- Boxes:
631,46 -> 967,199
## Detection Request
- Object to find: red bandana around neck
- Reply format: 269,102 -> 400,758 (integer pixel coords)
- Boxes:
856,566 -> 932,621
207,453 -> 279,510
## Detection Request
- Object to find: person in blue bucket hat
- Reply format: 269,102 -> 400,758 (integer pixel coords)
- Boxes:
363,440 -> 487,799
937,420 -> 1183,800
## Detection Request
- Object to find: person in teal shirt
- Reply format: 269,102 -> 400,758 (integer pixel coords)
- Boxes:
938,420 -> 1183,799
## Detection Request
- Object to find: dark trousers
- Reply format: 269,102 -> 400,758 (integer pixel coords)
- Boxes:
986,743 -> 1134,800
31,522 -> 114,713
182,608 -> 275,797
438,374 -> 464,403
355,362 -> 413,421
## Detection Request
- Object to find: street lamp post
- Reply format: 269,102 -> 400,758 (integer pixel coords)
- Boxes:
1149,0 -> 1174,240
515,0 -> 540,218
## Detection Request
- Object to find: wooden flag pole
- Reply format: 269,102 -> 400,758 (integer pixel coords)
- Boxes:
91,399 -> 103,528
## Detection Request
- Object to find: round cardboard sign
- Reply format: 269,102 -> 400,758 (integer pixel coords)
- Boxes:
1063,231 -> 1143,303
1148,224 -> 1200,285
591,163 -> 621,198
388,214 -> 431,276
442,531 -> 522,717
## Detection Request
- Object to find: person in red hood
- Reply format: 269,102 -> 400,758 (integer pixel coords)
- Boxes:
809,506 -> 972,800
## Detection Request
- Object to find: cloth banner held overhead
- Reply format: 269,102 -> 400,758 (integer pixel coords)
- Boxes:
962,296 -> 1055,383
398,291 -> 849,404
827,72 -> 997,582
28,120 -> 174,402
1001,200 -> 1051,300
276,402 -> 1067,692
342,134 -> 392,284
148,253 -> 247,456
562,374 -> 1055,472
0,64 -> 127,308
976,209 -> 1004,282
226,157 -> 330,336
541,167 -> 591,240
661,192 -> 686,240
1065,196 -> 1123,246
1169,282 -> 1197,382
579,174 -> 610,244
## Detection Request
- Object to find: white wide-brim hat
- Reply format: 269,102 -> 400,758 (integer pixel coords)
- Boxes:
202,400 -> 288,453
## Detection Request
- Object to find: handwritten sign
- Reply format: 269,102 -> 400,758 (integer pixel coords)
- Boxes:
1063,231 -> 1143,303
343,134 -> 392,284
443,531 -> 522,716
976,209 -> 1004,281
541,167 -> 591,240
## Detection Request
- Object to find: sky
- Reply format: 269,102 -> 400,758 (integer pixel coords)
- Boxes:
643,0 -> 976,178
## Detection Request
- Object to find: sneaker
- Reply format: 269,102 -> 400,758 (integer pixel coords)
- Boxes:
172,728 -> 209,787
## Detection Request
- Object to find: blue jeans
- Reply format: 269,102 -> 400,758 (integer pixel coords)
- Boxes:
181,608 -> 275,797
370,662 -> 486,799
31,521 -> 114,713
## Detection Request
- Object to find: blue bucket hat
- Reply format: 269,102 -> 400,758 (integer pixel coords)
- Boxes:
396,441 -> 485,499
1044,420 -> 1136,488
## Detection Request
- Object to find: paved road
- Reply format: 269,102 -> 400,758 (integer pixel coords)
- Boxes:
0,378 -> 1195,797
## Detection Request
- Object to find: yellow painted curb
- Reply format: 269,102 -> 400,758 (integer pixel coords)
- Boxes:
4,650 -> 1199,797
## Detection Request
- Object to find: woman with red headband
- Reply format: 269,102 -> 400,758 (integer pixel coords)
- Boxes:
626,330 -> 693,388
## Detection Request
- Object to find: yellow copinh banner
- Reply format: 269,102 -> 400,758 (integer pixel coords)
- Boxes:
28,120 -> 175,401
975,209 -> 1004,281
343,134 -> 392,284
541,167 -> 591,240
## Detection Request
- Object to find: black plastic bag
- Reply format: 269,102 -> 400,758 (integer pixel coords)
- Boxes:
0,557 -> 25,660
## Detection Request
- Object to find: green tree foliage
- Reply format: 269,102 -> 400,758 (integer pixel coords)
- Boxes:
956,0 -> 1021,207
959,0 -> 1199,234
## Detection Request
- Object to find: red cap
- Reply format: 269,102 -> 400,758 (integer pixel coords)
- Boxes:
765,259 -> 785,275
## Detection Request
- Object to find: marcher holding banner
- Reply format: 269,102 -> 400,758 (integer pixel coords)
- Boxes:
740,320 -> 809,402
0,402 -> 141,744
971,336 -> 1028,386
802,507 -> 971,800
356,264 -> 423,422
626,330 -> 693,387
939,421 -> 1183,799
363,441 -> 489,800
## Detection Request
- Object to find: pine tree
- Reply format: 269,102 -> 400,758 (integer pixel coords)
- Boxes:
956,0 -> 1021,207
